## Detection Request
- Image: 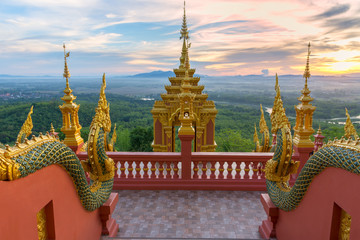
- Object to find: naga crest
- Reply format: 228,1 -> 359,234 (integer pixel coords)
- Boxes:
344,108 -> 358,140
16,106 -> 34,143
270,79 -> 290,134
265,77 -> 299,183
254,104 -> 271,152
91,73 -> 111,133
83,73 -> 115,184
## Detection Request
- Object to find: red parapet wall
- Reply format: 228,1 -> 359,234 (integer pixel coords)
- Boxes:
260,167 -> 360,239
0,165 -> 112,240
78,151 -> 300,191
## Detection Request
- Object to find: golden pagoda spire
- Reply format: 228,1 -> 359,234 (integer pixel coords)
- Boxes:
61,44 -> 76,104
293,43 -> 316,148
298,42 -> 313,105
303,42 -> 311,86
179,1 -> 191,70
344,108 -> 358,139
16,106 -> 34,143
63,43 -> 71,89
59,44 -> 83,152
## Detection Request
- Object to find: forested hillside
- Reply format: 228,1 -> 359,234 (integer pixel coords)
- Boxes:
0,92 -> 357,152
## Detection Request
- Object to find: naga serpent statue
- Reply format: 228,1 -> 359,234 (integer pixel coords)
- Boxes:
0,74 -> 115,211
265,92 -> 360,212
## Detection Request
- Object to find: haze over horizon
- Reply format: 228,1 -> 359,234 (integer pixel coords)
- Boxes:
1,0 -> 360,77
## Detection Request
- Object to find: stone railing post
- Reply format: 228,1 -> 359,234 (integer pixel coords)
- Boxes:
178,112 -> 195,180
179,134 -> 194,180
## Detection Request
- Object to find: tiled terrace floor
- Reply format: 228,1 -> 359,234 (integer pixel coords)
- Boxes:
102,190 -> 268,240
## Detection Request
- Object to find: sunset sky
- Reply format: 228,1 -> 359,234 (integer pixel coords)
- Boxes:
1,0 -> 360,76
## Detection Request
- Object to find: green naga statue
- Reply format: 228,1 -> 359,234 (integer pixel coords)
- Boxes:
265,92 -> 360,212
0,74 -> 115,211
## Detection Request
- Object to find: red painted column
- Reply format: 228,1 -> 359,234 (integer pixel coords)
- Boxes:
179,134 -> 194,180
292,145 -> 313,178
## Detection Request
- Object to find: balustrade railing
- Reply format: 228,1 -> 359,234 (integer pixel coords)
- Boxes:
77,151 -> 301,191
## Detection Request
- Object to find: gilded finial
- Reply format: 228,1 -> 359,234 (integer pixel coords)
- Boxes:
179,1 -> 191,70
61,44 -> 76,103
180,1 -> 189,41
275,73 -> 279,91
303,42 -> 311,84
344,108 -> 358,139
63,43 -> 71,88
297,43 -> 313,105
16,106 -> 34,143
317,125 -> 322,135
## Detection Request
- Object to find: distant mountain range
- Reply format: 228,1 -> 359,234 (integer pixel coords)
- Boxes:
127,71 -> 352,79
129,71 -> 175,78
128,70 -> 208,78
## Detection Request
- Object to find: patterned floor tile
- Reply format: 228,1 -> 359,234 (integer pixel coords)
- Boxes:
101,190 -> 267,240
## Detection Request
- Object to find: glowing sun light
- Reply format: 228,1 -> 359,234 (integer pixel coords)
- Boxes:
328,62 -> 360,73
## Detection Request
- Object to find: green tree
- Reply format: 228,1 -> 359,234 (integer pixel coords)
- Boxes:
215,129 -> 253,152
129,126 -> 153,152
114,125 -> 131,151
81,127 -> 90,142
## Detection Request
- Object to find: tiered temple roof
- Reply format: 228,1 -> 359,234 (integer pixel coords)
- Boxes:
151,2 -> 217,152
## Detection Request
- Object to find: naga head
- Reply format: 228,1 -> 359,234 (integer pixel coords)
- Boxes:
270,77 -> 290,134
91,73 -> 111,133
83,73 -> 115,184
265,81 -> 299,183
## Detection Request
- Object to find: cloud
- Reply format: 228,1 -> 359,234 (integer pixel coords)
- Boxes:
262,69 -> 269,75
324,17 -> 360,33
205,62 -> 245,70
1,0 -> 360,76
312,4 -> 350,19
3,0 -> 99,8
126,59 -> 173,66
